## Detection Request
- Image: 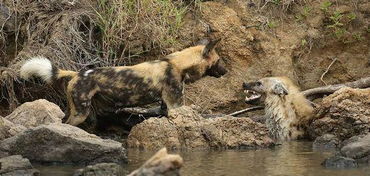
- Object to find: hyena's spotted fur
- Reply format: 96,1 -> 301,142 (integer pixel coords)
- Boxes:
243,77 -> 314,142
20,39 -> 227,126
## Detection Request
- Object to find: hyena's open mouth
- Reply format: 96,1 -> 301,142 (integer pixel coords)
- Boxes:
244,90 -> 262,104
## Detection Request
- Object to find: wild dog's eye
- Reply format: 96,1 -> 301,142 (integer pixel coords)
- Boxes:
256,81 -> 262,86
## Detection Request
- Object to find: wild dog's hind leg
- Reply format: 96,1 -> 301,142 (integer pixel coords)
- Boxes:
65,83 -> 100,126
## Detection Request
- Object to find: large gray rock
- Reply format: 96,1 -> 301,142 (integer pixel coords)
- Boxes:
73,163 -> 127,176
321,155 -> 358,169
308,88 -> 370,140
5,99 -> 64,128
0,155 -> 40,176
313,134 -> 340,150
0,123 -> 127,165
341,133 -> 370,163
128,106 -> 274,150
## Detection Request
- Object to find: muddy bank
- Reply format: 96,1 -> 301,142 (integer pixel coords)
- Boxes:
1,0 -> 368,117
180,0 -> 370,112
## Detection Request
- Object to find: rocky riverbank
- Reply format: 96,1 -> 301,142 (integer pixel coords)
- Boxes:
308,88 -> 370,168
0,87 -> 368,174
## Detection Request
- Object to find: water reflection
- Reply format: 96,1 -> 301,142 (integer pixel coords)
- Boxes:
126,142 -> 370,176
37,141 -> 370,176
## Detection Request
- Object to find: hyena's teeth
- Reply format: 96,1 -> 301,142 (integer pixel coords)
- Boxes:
244,90 -> 262,103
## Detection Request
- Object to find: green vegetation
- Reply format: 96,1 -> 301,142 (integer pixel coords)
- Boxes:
295,6 -> 312,21
301,39 -> 307,47
272,0 -> 281,5
267,21 -> 278,29
321,4 -> 364,43
347,12 -> 356,21
327,11 -> 344,29
320,1 -> 332,13
352,33 -> 363,41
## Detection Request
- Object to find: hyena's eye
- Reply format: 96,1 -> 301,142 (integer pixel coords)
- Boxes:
256,81 -> 262,86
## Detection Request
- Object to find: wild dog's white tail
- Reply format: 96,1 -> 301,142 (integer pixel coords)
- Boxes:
20,56 -> 78,84
20,56 -> 54,83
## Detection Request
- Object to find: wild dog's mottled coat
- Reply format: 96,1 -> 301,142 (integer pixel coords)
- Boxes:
20,39 -> 227,126
243,77 -> 314,141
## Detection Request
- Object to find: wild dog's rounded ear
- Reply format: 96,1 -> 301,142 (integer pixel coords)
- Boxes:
272,83 -> 288,96
202,38 -> 221,58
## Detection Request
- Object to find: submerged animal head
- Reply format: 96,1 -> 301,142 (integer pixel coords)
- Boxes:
168,38 -> 227,83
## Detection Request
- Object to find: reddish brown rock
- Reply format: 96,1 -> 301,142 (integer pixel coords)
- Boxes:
308,88 -> 370,140
128,106 -> 274,150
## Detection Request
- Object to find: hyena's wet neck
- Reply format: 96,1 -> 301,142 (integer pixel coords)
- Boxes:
264,96 -> 294,141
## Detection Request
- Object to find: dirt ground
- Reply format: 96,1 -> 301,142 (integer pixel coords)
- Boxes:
0,0 -> 369,116
181,0 -> 370,113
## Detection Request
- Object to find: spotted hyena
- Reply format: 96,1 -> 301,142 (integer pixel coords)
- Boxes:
243,77 -> 314,141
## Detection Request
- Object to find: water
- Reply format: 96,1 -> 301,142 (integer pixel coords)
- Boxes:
36,142 -> 370,176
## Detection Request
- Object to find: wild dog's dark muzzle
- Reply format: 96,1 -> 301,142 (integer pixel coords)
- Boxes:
205,59 -> 227,78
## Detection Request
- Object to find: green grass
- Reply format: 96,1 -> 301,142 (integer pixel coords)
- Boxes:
320,1 -> 332,13
347,12 -> 356,21
295,6 -> 312,21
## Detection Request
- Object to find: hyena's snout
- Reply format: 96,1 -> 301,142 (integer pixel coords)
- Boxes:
205,58 -> 228,78
242,81 -> 262,104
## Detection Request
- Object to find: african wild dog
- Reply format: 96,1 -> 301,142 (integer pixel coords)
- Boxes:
20,39 -> 227,126
243,77 -> 314,141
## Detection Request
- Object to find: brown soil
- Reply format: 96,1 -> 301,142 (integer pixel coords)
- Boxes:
181,0 -> 370,113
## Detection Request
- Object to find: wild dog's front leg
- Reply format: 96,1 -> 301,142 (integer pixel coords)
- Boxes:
65,90 -> 91,126
65,84 -> 99,126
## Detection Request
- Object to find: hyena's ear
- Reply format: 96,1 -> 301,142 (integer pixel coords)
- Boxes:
202,38 -> 221,58
272,83 -> 288,96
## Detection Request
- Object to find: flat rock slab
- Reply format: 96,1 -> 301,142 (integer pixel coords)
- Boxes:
0,123 -> 127,165
5,99 -> 64,128
0,155 -> 40,176
128,106 -> 274,150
